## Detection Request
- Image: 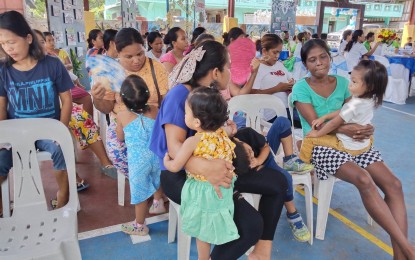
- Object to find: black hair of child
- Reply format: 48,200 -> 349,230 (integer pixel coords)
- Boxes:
120,75 -> 150,114
187,87 -> 229,132
231,138 -> 251,176
353,60 -> 388,107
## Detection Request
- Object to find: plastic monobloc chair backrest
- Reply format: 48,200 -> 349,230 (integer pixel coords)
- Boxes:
0,118 -> 81,260
228,94 -> 287,134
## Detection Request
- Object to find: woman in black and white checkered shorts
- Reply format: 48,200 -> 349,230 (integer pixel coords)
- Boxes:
291,39 -> 414,258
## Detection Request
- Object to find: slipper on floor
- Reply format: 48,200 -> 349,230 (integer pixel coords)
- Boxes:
101,165 -> 117,179
77,179 -> 90,192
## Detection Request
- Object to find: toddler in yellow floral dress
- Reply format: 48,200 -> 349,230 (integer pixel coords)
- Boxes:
164,87 -> 242,260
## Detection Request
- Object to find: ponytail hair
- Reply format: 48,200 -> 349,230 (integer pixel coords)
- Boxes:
344,29 -> 363,53
120,75 -> 150,114
222,27 -> 245,46
103,29 -> 118,51
87,29 -> 102,49
163,27 -> 182,48
185,41 -> 228,89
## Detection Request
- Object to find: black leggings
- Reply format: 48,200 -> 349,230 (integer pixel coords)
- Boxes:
161,167 -> 287,260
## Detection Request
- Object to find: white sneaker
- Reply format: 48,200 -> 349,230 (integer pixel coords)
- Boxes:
149,198 -> 167,214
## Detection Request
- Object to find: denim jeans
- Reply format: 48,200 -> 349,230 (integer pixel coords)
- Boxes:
0,139 -> 66,177
265,117 -> 294,202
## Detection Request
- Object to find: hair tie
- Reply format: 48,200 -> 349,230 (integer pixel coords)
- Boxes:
168,46 -> 206,88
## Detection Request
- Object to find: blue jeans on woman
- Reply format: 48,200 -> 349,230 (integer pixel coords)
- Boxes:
0,139 -> 67,177
265,117 -> 294,202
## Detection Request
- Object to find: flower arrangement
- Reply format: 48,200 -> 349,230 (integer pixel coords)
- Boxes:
378,29 -> 396,45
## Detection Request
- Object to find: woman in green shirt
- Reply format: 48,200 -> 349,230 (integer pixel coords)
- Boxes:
291,39 -> 414,259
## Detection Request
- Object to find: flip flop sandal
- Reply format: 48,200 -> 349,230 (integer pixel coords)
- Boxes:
101,165 -> 118,179
77,179 -> 90,192
50,198 -> 58,210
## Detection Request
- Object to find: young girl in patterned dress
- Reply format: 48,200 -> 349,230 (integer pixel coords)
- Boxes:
115,75 -> 164,236
163,87 -> 240,260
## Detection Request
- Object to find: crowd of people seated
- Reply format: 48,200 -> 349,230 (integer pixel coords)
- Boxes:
0,10 -> 414,259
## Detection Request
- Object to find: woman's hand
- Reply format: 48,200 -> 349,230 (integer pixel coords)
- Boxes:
90,82 -> 107,100
249,157 -> 260,168
276,82 -> 294,92
203,159 -> 234,199
251,58 -> 261,72
224,120 -> 237,137
337,124 -> 374,141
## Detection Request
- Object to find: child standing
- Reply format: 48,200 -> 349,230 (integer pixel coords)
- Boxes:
300,60 -> 388,163
115,75 -> 165,236
163,87 -> 239,260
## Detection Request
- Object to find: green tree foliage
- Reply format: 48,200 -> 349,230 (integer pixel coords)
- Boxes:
32,0 -> 46,18
90,0 -> 105,20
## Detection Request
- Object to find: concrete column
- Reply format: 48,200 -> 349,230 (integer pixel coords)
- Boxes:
228,0 -> 234,17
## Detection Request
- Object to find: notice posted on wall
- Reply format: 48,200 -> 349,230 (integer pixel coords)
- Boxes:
270,0 -> 296,37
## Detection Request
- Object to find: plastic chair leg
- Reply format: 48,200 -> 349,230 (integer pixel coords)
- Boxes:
367,214 -> 374,226
168,200 -> 191,260
168,200 -> 178,243
315,176 -> 335,240
1,178 -> 10,217
117,171 -> 125,206
312,173 -> 320,198
302,174 -> 314,245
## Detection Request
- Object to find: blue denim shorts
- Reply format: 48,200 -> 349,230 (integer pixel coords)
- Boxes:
0,139 -> 67,177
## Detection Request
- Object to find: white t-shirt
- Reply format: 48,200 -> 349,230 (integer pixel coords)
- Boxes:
337,97 -> 374,150
145,49 -> 165,62
293,42 -> 302,58
252,62 -> 291,121
339,40 -> 347,56
344,42 -> 368,72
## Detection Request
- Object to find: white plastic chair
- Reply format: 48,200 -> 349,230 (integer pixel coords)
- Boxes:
288,94 -> 373,240
0,118 -> 81,260
228,94 -> 313,245
2,152 -> 51,218
2,153 -> 81,217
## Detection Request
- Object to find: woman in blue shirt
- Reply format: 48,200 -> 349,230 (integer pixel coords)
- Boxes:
150,40 -> 287,260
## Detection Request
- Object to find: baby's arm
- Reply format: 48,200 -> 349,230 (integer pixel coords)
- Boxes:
311,110 -> 341,130
164,135 -> 201,172
223,121 -> 237,137
251,143 -> 270,168
307,114 -> 345,138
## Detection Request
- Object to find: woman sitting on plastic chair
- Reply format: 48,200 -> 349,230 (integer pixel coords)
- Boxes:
292,39 -> 415,259
0,11 -> 73,210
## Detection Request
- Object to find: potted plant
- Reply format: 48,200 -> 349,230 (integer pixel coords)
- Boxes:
69,48 -> 84,79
